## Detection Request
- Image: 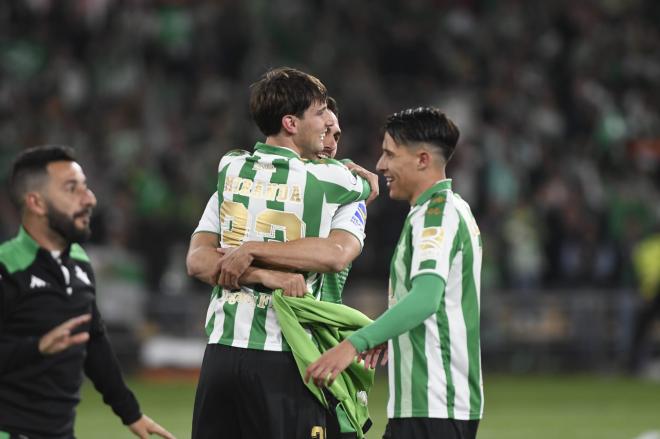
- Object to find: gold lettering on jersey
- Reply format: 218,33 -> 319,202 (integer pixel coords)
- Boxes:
420,227 -> 444,251
256,210 -> 304,241
224,177 -> 302,203
311,426 -> 325,439
290,185 -> 302,203
220,200 -> 249,247
252,181 -> 265,199
238,179 -> 253,196
257,293 -> 271,309
253,161 -> 275,172
263,183 -> 278,200
224,175 -> 238,193
220,290 -> 274,308
275,184 -> 288,202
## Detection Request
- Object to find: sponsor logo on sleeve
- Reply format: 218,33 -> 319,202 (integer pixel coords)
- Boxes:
350,201 -> 367,227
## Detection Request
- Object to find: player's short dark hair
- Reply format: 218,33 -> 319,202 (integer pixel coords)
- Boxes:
385,107 -> 460,162
327,96 -> 339,118
10,145 -> 76,207
249,67 -> 328,136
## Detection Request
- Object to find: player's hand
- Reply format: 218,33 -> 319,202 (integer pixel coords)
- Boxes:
358,343 -> 388,369
305,340 -> 357,387
38,314 -> 91,355
217,244 -> 254,289
128,414 -> 176,439
261,271 -> 307,297
345,162 -> 379,205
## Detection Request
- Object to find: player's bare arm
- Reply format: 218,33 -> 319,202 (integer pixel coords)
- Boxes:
216,229 -> 362,290
185,231 -> 306,296
186,232 -> 222,285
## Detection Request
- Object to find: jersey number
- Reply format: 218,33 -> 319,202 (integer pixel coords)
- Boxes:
220,200 -> 304,246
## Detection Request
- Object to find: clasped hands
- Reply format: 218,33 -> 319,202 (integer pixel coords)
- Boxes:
213,243 -> 307,297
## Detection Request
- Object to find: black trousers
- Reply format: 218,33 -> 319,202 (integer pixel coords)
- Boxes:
383,418 -> 479,439
192,344 -> 341,439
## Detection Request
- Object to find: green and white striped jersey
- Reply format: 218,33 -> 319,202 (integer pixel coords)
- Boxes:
387,179 -> 483,420
319,200 -> 367,304
203,142 -> 370,351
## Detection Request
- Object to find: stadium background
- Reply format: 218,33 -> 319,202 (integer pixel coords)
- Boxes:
0,0 -> 659,437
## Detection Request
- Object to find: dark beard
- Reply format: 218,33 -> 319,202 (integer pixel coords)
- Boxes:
45,201 -> 92,244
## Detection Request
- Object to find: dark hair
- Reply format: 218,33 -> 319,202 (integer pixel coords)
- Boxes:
249,67 -> 328,136
327,96 -> 339,118
10,145 -> 76,207
385,107 -> 460,162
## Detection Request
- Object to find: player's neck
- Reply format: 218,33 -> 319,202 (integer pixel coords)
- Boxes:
264,134 -> 303,157
22,216 -> 68,252
409,170 -> 447,205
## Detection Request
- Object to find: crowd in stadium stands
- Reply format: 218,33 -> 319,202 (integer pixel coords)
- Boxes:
1,0 -> 658,295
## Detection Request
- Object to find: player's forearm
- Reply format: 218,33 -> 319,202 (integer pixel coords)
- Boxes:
238,266 -> 271,285
186,237 -> 221,285
244,239 -> 351,273
348,274 -> 445,352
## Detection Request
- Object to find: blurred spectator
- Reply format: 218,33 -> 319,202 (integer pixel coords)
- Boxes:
628,230 -> 660,373
0,0 -> 658,300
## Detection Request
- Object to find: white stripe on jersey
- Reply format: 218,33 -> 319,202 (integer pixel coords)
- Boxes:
398,333 -> 414,417
424,314 -> 449,418
445,251 -> 471,418
208,295 -> 225,342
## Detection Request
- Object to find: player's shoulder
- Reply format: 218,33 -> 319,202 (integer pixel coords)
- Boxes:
303,157 -> 354,181
217,149 -> 251,171
0,234 -> 38,274
304,157 -> 348,168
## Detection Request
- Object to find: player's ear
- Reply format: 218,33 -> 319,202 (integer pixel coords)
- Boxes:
282,115 -> 297,135
24,191 -> 48,216
417,150 -> 431,171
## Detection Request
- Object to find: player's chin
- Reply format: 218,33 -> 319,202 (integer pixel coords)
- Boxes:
388,187 -> 406,201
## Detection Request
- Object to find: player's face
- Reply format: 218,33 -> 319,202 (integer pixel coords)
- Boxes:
42,161 -> 97,243
319,110 -> 340,159
376,133 -> 419,202
294,101 -> 333,158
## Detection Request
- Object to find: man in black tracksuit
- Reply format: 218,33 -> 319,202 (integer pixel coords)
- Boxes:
0,146 -> 174,439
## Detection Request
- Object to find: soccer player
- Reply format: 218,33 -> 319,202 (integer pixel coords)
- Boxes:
0,146 -> 174,439
188,68 -> 372,439
306,107 -> 484,439
206,96 -> 376,305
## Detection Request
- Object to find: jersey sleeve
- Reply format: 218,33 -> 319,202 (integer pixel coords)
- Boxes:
348,274 -> 445,351
409,194 -> 459,282
306,160 -> 371,204
0,268 -> 42,374
194,192 -> 220,235
330,201 -> 367,248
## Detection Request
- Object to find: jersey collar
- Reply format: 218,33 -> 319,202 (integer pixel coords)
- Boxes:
414,179 -> 452,206
16,226 -> 41,254
254,142 -> 301,159
17,226 -> 73,258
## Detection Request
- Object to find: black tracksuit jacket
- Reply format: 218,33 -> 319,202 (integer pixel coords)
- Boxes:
0,227 -> 141,438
